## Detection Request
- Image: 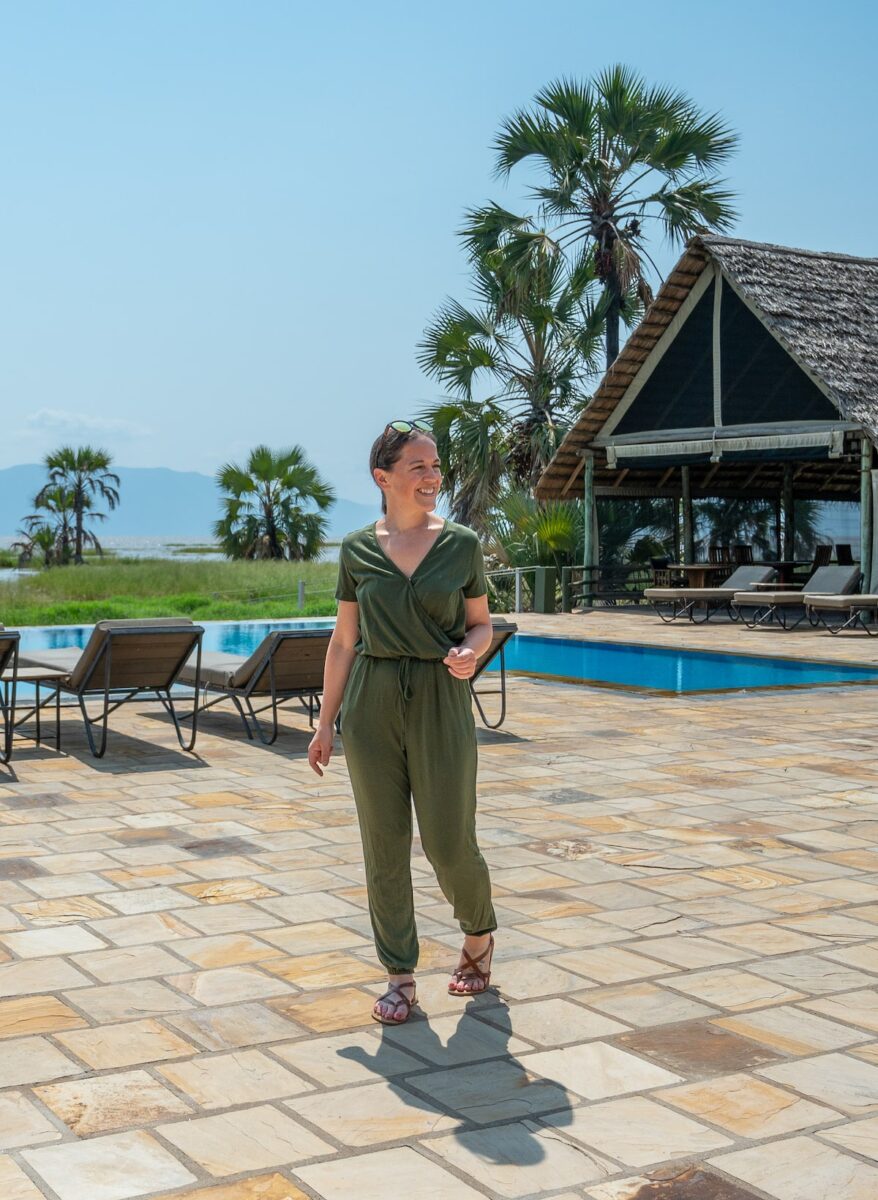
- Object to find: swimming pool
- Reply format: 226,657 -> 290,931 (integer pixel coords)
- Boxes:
15,619 -> 878,695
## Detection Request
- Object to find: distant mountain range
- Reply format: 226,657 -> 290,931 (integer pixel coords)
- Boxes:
0,464 -> 376,540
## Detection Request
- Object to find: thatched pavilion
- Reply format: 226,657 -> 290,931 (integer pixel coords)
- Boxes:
536,236 -> 878,593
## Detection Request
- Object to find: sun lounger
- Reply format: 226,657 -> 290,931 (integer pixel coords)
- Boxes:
177,628 -> 333,744
732,565 -> 862,630
645,565 -> 777,624
804,593 -> 878,635
469,618 -> 517,729
0,627 -> 20,763
19,618 -> 204,757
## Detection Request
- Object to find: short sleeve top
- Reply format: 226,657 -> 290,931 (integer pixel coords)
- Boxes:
335,519 -> 487,659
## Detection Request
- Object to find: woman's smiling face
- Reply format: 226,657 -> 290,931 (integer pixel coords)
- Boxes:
375,434 -> 442,512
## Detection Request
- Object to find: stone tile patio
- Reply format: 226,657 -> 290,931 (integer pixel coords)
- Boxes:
1,609 -> 878,1199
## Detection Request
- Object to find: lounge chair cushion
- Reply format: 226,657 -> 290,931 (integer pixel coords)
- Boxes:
733,590 -> 808,606
804,593 -> 878,610
21,619 -> 197,690
17,647 -> 79,678
798,565 -> 861,595
645,565 -> 776,604
178,653 -> 241,689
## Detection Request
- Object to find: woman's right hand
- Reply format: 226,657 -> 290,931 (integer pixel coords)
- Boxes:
308,723 -> 334,777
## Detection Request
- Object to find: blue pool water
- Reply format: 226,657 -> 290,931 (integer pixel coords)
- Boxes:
15,620 -> 878,694
492,634 -> 878,693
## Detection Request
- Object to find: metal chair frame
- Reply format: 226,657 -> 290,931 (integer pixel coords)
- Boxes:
0,634 -> 20,764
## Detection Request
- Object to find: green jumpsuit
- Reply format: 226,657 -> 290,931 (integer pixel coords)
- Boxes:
335,519 -> 496,974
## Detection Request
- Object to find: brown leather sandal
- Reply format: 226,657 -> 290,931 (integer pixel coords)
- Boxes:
371,979 -> 418,1025
448,934 -> 494,995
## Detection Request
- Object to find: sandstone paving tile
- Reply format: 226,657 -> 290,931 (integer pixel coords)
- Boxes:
624,935 -> 750,969
706,923 -> 824,955
714,1005 -> 873,1056
746,954 -> 876,996
35,1069 -> 194,1136
479,996 -> 629,1046
253,892 -> 362,925
167,966 -> 294,1005
263,951 -> 386,990
514,916 -> 634,949
589,904 -> 704,938
255,919 -> 372,956
0,1091 -> 63,1150
171,932 -> 286,969
402,1055 -> 570,1123
12,896 -> 116,924
585,1164 -> 766,1199
0,1156 -> 47,1200
709,1133 -> 878,1200
615,1021 -> 783,1076
819,1114 -> 878,1161
177,878 -> 279,904
70,944 -> 188,983
379,1009 -> 532,1064
272,1029 -> 425,1087
577,981 -> 718,1026
95,885 -> 199,914
62,978 -> 197,1022
800,988 -> 878,1033
773,911 -> 878,939
520,1040 -> 681,1101
658,1071 -> 842,1137
87,911 -> 198,946
0,994 -> 87,1039
0,956 -> 91,997
269,986 -> 379,1033
294,1145 -> 486,1200
157,1105 -> 333,1174
23,1129 -> 197,1200
663,967 -> 806,1011
57,1017 -> 197,1069
544,944 -> 675,984
158,1048 -> 314,1108
427,1119 -> 616,1197
541,1095 -> 732,1166
155,1175 -> 311,1200
167,1000 -> 306,1050
757,1052 -> 878,1114
491,955 -> 598,1001
0,1035 -> 83,1087
818,942 -> 878,975
284,1078 -> 458,1146
851,1041 -> 878,1065
168,901 -> 282,936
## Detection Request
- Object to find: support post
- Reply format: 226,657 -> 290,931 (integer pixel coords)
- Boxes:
681,465 -> 695,563
861,435 -> 873,591
533,566 -> 557,614
774,496 -> 782,561
782,463 -> 795,560
673,497 -> 681,563
583,453 -> 595,569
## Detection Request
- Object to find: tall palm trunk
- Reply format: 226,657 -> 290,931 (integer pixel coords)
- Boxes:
605,276 -> 622,367
74,484 -> 85,564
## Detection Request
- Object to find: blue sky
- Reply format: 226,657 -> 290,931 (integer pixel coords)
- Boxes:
1,0 -> 875,503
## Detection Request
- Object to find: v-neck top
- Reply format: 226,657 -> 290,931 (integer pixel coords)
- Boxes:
335,519 -> 487,659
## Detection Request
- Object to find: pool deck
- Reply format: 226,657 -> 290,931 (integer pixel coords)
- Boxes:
2,610 -> 878,1200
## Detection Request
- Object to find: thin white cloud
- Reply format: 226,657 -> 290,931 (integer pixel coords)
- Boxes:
23,408 -> 149,438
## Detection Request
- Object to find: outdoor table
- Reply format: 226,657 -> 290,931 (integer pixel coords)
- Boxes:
754,560 -> 810,586
668,563 -> 734,589
1,666 -> 66,750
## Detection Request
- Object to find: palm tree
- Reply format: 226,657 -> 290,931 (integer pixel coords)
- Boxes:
494,66 -> 739,365
418,206 -> 617,527
214,445 -> 335,561
23,486 -> 79,565
696,498 -> 821,559
39,446 -> 120,564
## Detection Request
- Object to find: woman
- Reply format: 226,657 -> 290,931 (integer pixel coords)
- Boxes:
308,420 -> 497,1024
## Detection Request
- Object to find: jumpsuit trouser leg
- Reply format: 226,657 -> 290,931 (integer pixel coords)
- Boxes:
341,655 -> 496,974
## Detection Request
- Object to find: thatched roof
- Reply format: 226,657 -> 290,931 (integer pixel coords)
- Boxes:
536,235 -> 878,501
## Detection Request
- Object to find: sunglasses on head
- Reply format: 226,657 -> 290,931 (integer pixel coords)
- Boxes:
384,419 -> 433,436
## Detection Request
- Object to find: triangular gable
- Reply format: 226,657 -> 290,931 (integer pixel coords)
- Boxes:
603,269 -> 840,441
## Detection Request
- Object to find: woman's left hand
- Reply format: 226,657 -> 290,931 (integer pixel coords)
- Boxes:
443,645 -> 477,679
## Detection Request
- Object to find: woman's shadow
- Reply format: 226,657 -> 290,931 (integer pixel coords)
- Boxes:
337,990 -> 574,1165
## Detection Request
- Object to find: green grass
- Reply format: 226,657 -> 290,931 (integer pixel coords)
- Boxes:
0,558 -> 339,626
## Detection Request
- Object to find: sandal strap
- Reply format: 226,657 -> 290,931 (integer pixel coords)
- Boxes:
452,935 -> 494,981
376,981 -> 416,1014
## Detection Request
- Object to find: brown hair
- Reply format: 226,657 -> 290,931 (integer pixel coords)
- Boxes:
369,427 -> 438,514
